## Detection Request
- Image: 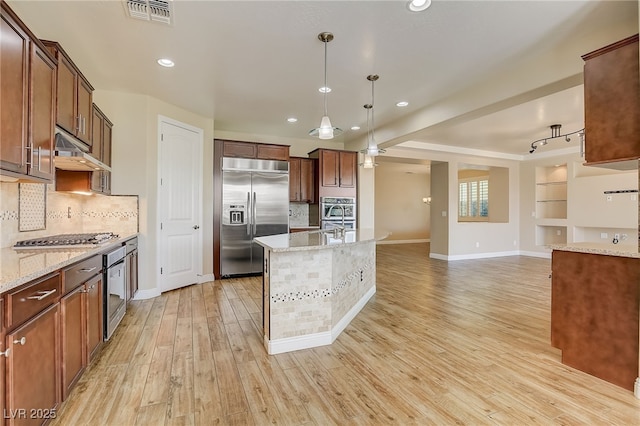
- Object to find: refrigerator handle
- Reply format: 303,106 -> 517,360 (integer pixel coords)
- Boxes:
246,192 -> 251,236
252,192 -> 257,234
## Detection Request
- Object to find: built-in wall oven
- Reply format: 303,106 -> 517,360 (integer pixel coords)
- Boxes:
320,197 -> 356,230
104,245 -> 127,340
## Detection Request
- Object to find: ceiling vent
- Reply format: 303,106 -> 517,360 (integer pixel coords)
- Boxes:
125,0 -> 172,25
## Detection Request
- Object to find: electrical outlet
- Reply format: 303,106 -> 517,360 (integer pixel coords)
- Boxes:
632,194 -> 637,201
614,233 -> 620,240
600,233 -> 608,239
556,230 -> 561,236
475,242 -> 480,248
606,195 -> 613,202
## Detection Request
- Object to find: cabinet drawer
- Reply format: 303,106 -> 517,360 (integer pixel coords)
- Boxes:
63,255 -> 102,293
5,273 -> 61,330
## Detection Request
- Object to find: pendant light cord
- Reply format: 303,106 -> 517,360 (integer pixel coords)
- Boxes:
323,39 -> 328,116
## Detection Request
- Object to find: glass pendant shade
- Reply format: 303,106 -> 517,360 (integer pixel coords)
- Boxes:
362,154 -> 375,169
318,115 -> 334,139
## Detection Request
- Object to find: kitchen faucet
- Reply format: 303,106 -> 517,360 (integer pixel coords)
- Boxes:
326,204 -> 346,237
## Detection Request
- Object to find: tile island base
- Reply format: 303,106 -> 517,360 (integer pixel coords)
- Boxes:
255,229 -> 387,354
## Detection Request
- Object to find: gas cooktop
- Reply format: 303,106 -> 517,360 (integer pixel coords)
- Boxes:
14,232 -> 118,249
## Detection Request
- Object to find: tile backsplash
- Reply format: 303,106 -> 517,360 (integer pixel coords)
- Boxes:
0,182 -> 138,248
289,202 -> 310,227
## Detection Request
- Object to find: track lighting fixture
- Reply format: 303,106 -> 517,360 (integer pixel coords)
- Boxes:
529,124 -> 584,154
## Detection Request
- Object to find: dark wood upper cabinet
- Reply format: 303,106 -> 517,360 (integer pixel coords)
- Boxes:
582,34 -> 639,168
219,139 -> 289,161
0,2 -> 56,183
289,157 -> 315,203
308,149 -> 357,197
90,104 -> 113,195
42,40 -> 94,148
28,42 -> 57,181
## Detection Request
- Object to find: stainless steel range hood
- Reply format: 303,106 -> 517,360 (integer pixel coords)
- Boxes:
54,128 -> 111,172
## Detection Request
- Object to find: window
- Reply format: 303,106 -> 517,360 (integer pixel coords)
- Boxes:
459,178 -> 488,221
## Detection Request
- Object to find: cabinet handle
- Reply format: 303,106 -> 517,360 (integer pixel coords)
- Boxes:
76,115 -> 82,133
36,147 -> 42,171
78,267 -> 97,273
13,337 -> 26,346
0,348 -> 10,357
25,145 -> 32,166
26,289 -> 57,301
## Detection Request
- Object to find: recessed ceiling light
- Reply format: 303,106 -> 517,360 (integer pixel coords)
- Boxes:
351,126 -> 361,131
407,0 -> 432,12
318,86 -> 331,93
396,101 -> 409,107
287,117 -> 298,123
157,58 -> 175,67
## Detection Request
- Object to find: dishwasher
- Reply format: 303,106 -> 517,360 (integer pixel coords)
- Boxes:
104,245 -> 127,340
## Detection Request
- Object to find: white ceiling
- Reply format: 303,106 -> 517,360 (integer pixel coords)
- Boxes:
8,0 -> 639,158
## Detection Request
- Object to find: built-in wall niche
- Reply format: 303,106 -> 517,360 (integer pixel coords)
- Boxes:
457,164 -> 509,223
536,225 -> 567,246
574,226 -> 637,245
535,164 -> 567,219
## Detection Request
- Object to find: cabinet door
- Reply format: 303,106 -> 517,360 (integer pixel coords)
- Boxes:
6,303 -> 60,426
102,118 -> 112,167
91,106 -> 103,161
320,150 -> 339,187
256,144 -> 289,161
28,43 -> 56,181
75,77 -> 92,146
55,53 -> 78,137
583,35 -> 640,164
0,7 -> 29,174
60,286 -> 86,400
222,140 -> 256,158
1,299 -> 5,426
299,158 -> 315,203
289,158 -> 301,201
338,151 -> 356,188
85,274 -> 103,362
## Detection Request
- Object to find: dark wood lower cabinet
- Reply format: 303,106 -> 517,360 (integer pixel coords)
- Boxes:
86,275 -> 103,362
551,250 -> 640,391
1,298 -> 5,426
60,286 -> 86,400
5,303 -> 60,426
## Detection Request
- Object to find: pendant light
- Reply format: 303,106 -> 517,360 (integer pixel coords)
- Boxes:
309,32 -> 342,139
361,74 -> 385,157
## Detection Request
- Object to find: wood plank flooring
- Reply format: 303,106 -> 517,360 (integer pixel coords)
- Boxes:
51,243 -> 640,425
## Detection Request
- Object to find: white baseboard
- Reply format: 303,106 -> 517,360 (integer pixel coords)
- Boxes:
429,252 -> 448,260
132,287 -> 161,300
198,273 -> 215,283
267,285 -> 377,355
519,250 -> 552,259
377,239 -> 430,245
447,250 -> 520,260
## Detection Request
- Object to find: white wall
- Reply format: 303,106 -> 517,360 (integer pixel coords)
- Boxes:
374,163 -> 430,242
520,151 -> 638,256
94,90 -> 215,296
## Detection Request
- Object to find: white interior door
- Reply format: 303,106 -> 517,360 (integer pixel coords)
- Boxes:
158,116 -> 203,292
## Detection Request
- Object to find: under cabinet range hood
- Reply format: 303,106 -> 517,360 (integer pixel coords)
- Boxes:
54,128 -> 111,172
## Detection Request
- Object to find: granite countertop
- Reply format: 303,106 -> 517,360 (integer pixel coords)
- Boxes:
0,232 -> 138,294
254,228 -> 389,253
548,242 -> 640,259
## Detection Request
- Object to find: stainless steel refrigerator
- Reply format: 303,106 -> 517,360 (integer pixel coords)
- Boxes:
221,157 -> 289,276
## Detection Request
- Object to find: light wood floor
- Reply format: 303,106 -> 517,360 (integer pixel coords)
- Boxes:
52,243 -> 640,425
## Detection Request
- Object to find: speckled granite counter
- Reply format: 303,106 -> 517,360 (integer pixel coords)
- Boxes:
254,228 -> 389,253
548,242 -> 640,259
255,229 -> 388,355
0,232 -> 138,294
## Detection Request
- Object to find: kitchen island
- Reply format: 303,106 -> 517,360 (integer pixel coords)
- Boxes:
548,242 -> 640,395
254,228 -> 388,354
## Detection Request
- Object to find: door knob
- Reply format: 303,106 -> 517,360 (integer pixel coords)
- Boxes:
193,225 -> 200,230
